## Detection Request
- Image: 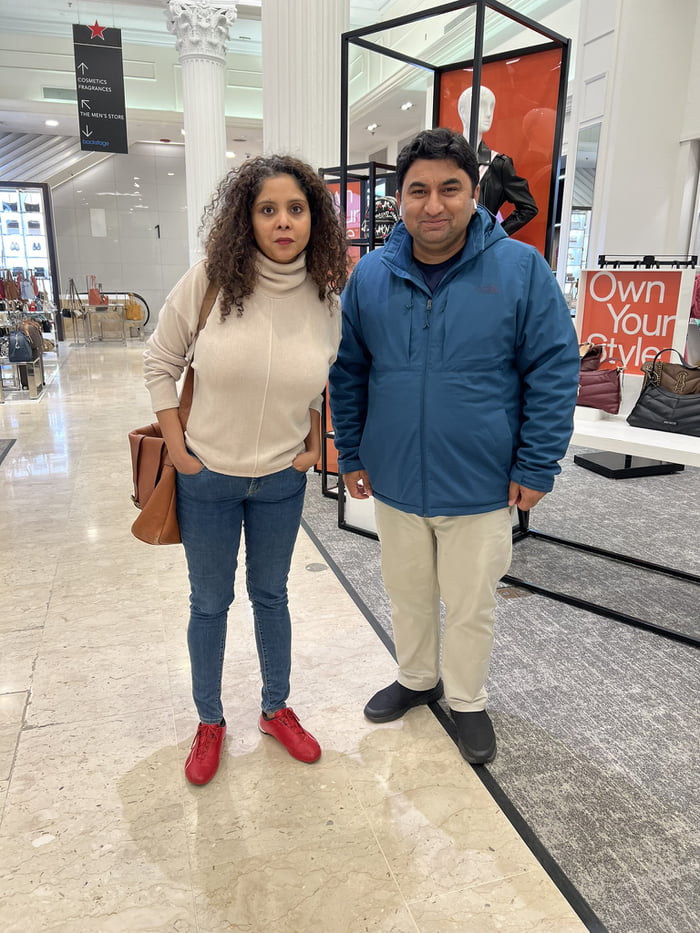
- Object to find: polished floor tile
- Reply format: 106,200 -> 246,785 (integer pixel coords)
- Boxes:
0,343 -> 586,932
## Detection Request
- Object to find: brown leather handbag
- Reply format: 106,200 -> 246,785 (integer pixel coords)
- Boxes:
129,281 -> 219,545
640,348 -> 700,394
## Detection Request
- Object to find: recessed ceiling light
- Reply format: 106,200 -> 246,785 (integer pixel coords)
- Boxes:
366,123 -> 379,133
400,101 -> 413,111
226,151 -> 235,158
45,119 -> 59,127
167,172 -> 175,176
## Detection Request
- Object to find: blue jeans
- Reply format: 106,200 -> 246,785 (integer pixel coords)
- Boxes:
176,464 -> 307,724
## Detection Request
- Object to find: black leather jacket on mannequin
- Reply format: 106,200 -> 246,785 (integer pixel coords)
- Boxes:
477,142 -> 538,236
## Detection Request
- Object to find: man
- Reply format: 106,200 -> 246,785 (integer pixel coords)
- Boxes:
329,128 -> 579,764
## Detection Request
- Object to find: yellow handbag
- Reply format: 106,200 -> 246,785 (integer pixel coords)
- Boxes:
125,293 -> 142,321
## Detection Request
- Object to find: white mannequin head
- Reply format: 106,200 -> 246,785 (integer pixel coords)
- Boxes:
457,85 -> 496,147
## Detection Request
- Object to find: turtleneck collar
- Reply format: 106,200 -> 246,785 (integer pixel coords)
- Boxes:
255,249 -> 308,296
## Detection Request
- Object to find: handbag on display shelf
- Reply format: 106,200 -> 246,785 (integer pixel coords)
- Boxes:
577,340 -> 623,415
8,330 -> 34,363
87,274 -> 108,307
579,340 -> 605,372
640,349 -> 700,395
124,293 -> 142,321
129,280 -> 219,545
577,366 -> 624,415
3,273 -> 20,301
626,348 -> 700,437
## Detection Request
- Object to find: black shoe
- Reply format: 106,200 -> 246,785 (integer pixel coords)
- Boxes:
364,679 -> 444,723
451,709 -> 497,764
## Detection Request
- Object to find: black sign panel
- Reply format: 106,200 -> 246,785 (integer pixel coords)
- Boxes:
73,23 -> 128,154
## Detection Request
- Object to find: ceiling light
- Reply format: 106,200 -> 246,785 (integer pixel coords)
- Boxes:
167,172 -> 175,177
366,123 -> 379,134
180,128 -> 185,136
45,119 -> 59,127
226,151 -> 235,158
400,101 -> 413,111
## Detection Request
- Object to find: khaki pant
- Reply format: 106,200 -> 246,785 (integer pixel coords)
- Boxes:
374,500 -> 513,712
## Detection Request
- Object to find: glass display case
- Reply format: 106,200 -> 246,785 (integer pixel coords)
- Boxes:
564,208 -> 591,308
1,182 -> 62,338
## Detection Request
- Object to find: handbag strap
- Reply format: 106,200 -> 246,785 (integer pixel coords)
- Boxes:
178,279 -> 220,429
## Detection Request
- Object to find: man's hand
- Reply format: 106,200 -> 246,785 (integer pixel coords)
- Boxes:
343,470 -> 373,499
508,481 -> 546,511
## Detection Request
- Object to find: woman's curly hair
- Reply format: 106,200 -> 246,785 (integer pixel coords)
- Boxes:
202,154 -> 348,318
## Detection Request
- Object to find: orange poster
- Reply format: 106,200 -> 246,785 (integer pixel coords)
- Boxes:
439,47 -> 563,257
577,270 -> 683,375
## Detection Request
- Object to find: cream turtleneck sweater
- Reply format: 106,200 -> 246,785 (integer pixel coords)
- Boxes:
144,253 -> 340,477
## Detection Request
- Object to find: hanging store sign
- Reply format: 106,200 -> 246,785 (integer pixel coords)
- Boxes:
72,21 -> 128,154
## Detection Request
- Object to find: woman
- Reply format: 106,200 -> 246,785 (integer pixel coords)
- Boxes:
144,155 -> 348,785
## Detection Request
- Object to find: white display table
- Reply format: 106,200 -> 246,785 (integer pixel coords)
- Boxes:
572,416 -> 700,466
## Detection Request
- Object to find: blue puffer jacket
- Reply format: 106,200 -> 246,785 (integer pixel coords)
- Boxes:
329,208 -> 580,517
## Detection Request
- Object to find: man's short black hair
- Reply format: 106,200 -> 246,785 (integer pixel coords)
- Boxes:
396,127 -> 479,193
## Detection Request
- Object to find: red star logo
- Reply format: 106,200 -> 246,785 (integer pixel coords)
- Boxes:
88,21 -> 106,40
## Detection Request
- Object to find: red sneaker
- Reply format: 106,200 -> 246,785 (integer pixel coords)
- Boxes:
258,707 -> 321,763
184,720 -> 226,785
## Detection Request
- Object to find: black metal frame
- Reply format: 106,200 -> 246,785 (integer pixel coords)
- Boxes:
505,509 -> 700,648
339,0 -> 571,263
319,387 -> 339,500
338,482 -> 700,647
333,6 -> 700,649
598,254 -> 698,269
318,162 -> 398,499
338,477 -> 700,648
337,474 -> 381,539
319,161 -> 398,252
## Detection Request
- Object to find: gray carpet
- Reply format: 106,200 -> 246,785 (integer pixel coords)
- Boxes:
0,438 -> 16,466
301,447 -> 700,933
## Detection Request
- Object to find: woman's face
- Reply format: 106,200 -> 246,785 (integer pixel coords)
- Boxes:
251,173 -> 311,264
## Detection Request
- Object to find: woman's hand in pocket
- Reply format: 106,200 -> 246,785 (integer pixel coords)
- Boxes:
174,452 -> 204,475
292,449 -> 319,473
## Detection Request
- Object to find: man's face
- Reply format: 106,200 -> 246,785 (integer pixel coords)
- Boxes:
397,158 -> 479,264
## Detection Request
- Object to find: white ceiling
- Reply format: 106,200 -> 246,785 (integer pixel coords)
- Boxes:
0,0 -> 577,177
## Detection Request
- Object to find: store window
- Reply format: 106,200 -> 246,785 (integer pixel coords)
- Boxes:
565,122 -> 600,307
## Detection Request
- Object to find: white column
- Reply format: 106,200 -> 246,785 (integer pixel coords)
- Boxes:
165,0 -> 237,265
261,0 -> 349,170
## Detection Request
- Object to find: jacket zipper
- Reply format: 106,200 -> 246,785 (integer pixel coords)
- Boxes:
420,297 -> 432,515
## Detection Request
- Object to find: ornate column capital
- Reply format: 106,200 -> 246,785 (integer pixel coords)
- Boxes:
165,1 -> 237,64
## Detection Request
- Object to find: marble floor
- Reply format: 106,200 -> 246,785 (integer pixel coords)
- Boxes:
0,342 -> 587,932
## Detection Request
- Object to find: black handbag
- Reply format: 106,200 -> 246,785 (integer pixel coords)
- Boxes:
8,331 -> 34,363
626,349 -> 700,437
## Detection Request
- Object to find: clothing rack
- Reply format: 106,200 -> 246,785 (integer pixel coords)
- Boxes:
597,254 -> 698,269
